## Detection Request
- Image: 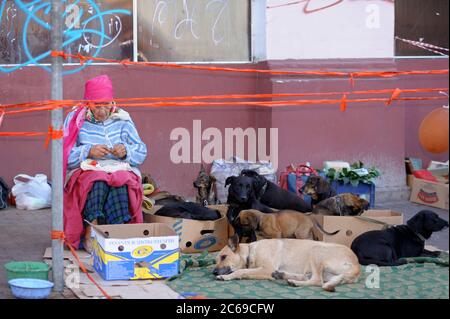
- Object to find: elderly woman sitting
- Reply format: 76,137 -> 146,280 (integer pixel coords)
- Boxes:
63,75 -> 147,252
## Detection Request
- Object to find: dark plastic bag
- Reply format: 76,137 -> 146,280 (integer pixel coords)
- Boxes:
0,177 -> 9,209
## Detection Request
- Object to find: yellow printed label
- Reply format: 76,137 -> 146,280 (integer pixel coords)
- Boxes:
132,267 -> 162,280
131,245 -> 153,259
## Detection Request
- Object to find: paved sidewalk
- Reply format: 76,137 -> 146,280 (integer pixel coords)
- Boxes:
0,208 -> 54,299
0,201 -> 448,299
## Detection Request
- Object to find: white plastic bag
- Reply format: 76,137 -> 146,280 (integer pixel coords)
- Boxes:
11,174 -> 52,210
211,157 -> 277,204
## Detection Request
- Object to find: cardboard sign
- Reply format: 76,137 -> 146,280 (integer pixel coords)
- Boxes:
92,223 -> 180,281
144,205 -> 229,254
312,210 -> 403,247
410,176 -> 449,210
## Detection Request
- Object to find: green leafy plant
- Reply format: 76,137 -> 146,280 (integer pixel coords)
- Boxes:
326,161 -> 380,187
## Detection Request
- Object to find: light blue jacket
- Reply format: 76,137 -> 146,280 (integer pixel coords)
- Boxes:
64,110 -> 148,170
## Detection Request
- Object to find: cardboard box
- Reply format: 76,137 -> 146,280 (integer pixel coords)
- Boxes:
143,205 -> 229,254
92,223 -> 180,281
427,160 -> 449,178
312,210 -> 403,247
410,176 -> 449,210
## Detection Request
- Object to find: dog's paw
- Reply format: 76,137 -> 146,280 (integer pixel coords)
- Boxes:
271,271 -> 285,280
216,275 -> 232,281
287,279 -> 300,287
322,284 -> 336,293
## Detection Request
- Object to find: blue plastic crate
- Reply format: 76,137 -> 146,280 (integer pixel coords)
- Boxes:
331,181 -> 376,208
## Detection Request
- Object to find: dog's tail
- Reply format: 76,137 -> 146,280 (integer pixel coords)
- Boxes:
311,218 -> 340,236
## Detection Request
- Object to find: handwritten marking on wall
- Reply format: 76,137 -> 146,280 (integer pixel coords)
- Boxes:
148,0 -> 230,48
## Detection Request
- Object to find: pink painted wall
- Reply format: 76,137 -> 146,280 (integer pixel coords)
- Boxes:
398,59 -> 449,167
266,58 -> 449,191
0,64 -> 263,199
0,58 -> 448,200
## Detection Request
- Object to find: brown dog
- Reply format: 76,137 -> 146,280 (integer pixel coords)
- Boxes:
194,165 -> 218,206
312,193 -> 370,216
300,175 -> 336,207
213,235 -> 360,292
237,209 -> 339,241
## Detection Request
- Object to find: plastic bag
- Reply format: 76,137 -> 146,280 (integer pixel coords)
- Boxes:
0,177 -> 8,209
11,174 -> 52,210
211,157 -> 277,204
279,163 -> 319,193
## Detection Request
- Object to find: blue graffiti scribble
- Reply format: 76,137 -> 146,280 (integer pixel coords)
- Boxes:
0,0 -> 131,75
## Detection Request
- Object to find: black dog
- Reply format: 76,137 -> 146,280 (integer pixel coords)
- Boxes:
300,175 -> 336,207
225,175 -> 274,241
240,170 -> 311,212
155,202 -> 222,221
351,210 -> 449,266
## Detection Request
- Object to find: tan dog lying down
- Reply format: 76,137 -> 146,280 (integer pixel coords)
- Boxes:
238,209 -> 339,241
213,235 -> 360,292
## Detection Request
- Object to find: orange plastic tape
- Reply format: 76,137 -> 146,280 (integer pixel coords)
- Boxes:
0,126 -> 63,147
50,230 -> 112,300
52,51 -> 449,80
0,88 -> 448,113
44,126 -> 64,149
1,95 -> 448,116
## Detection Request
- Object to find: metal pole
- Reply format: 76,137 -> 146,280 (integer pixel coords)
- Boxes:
51,0 -> 64,293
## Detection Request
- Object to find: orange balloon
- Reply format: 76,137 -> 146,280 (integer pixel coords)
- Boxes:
419,107 -> 449,154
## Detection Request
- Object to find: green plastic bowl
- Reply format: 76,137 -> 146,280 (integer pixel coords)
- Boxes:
4,262 -> 50,281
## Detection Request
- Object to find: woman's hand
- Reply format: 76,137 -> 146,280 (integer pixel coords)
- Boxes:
111,144 -> 127,159
88,145 -> 111,159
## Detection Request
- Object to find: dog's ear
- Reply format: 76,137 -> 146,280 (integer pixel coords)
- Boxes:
207,179 -> 214,192
209,174 -> 216,183
247,212 -> 259,229
241,169 -> 258,177
225,176 -> 236,187
336,196 -> 351,215
407,211 -> 425,233
228,234 -> 240,252
317,177 -> 331,194
252,178 -> 262,191
361,199 -> 370,210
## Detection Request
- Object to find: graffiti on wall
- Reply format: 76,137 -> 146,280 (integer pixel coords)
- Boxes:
0,0 -> 131,75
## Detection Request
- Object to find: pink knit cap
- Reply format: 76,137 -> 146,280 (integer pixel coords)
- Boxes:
83,75 -> 114,101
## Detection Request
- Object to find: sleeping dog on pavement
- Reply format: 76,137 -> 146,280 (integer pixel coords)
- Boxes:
237,209 -> 340,242
312,193 -> 370,216
240,170 -> 311,213
300,175 -> 336,207
213,235 -> 360,292
351,210 -> 449,266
